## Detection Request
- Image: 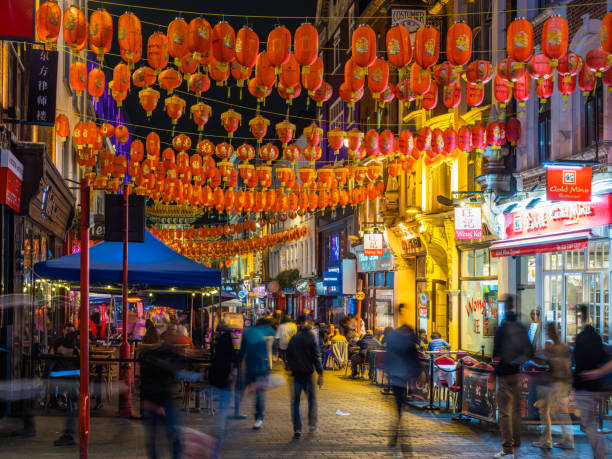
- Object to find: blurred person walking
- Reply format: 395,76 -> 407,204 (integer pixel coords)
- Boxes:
286,315 -> 324,439
572,305 -> 609,459
384,304 -> 419,455
532,322 -> 574,450
492,294 -> 533,459
52,324 -> 80,446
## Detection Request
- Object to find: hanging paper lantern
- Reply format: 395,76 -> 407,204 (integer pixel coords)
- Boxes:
429,128 -> 445,157
236,144 -> 255,163
542,15 -> 568,65
297,167 -> 316,185
465,60 -> 494,86
310,81 -> 332,106
179,53 -> 199,76
433,61 -> 459,86
145,132 -> 160,164
112,62 -> 131,93
578,66 -> 597,97
235,26 -> 259,73
82,121 -> 97,148
255,51 -> 276,89
304,123 -> 323,147
219,109 -> 241,138
164,95 -> 186,125
494,75 -> 512,107
275,120 -> 295,147
302,57 -> 323,92
158,68 -> 183,94
187,72 -> 211,96
115,125 -> 130,144
69,62 -> 87,95
248,115 -> 269,144
99,123 -> 114,139
132,66 -> 156,88
130,139 -> 145,162
398,130 -> 414,157
280,54 -> 300,89
497,58 -> 524,82
394,80 -> 416,105
471,124 -> 487,152
87,67 -> 105,102
352,25 -> 377,69
557,52 -> 583,81
487,121 -> 505,149
283,145 -> 301,163
55,114 -> 69,141
507,18 -> 533,64
187,17 -> 212,60
557,73 -> 576,99
211,21 -> 236,63
363,130 -> 380,157
585,48 -> 611,76
209,59 -> 231,86
36,1 -> 62,49
118,13 -> 142,67
536,78 -> 554,104
147,32 -> 169,73
328,128 -> 345,155
172,134 -> 192,152
386,24 -> 412,69
259,143 -> 279,164
190,102 -> 212,131
527,54 -> 553,82
215,142 -> 234,160
410,63 -> 431,96
109,84 -> 126,107
416,127 -> 432,153
421,81 -> 438,110
466,82 -> 484,108
120,43 -> 142,69
368,58 -> 389,99
89,9 -> 113,62
457,126 -> 472,154
248,78 -> 271,101
347,128 -> 364,151
294,23 -> 318,68
512,72 -> 531,106
257,165 -> 273,188
446,21 -> 472,69
231,61 -> 252,88
197,139 -> 215,158
167,18 -> 189,65
379,130 -> 395,157
506,118 -> 521,145
442,82 -> 461,109
72,121 -> 85,149
303,145 -> 322,163
443,128 -> 457,156
343,58 -> 364,95
414,26 -> 440,69
63,5 -> 88,50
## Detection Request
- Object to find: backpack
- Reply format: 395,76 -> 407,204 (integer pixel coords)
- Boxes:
501,321 -> 532,366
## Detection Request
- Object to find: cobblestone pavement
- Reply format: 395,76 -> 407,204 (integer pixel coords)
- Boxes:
0,367 -> 608,458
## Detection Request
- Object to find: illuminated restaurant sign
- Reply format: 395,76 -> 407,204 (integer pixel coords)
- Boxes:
546,166 -> 591,202
363,232 -> 383,256
454,207 -> 483,240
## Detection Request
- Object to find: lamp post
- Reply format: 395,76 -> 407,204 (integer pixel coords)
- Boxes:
78,178 -> 90,458
119,183 -> 132,417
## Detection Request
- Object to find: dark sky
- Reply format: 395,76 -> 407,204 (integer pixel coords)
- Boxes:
89,0 -> 318,151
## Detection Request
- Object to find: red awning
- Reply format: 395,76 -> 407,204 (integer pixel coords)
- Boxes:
490,230 -> 591,257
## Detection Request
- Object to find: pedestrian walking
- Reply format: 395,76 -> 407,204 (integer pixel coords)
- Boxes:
492,294 -> 533,459
286,315 -> 324,439
384,304 -> 419,455
237,318 -> 272,430
572,304 -> 609,459
52,324 -> 80,446
532,322 -> 574,450
209,322 -> 236,458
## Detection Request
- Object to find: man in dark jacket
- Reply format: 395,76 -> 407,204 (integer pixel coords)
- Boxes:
350,330 -> 380,378
384,306 -> 419,450
573,305 -> 607,459
286,315 -> 324,439
492,295 -> 533,458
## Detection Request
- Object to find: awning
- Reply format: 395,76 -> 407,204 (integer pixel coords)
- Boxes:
490,230 -> 591,257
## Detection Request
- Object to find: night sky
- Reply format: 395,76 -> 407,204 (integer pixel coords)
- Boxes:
88,0 -> 318,152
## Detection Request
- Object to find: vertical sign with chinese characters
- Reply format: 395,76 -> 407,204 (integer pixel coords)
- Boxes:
27,48 -> 58,125
363,232 -> 384,256
454,207 -> 483,239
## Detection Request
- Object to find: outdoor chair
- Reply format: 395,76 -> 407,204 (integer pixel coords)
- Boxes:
331,340 -> 348,371
434,355 -> 456,411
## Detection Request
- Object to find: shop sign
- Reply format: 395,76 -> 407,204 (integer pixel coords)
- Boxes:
454,207 -> 483,239
0,0 -> 35,40
503,194 -> 612,239
391,8 -> 426,32
546,166 -> 591,202
90,214 -> 105,240
27,48 -> 58,125
295,278 -> 309,294
355,246 -> 393,272
0,149 -> 23,212
460,367 -> 497,423
363,232 -> 384,256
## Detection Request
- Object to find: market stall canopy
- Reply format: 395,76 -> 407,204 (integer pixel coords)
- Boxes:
33,230 -> 221,288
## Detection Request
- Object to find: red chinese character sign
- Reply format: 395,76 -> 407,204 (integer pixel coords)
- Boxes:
363,232 -> 383,256
0,149 -> 24,212
546,166 -> 591,202
454,207 -> 483,239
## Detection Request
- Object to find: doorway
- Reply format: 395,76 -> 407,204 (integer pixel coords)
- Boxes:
432,280 -> 449,341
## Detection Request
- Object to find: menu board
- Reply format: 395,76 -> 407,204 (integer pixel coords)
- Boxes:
460,366 -> 497,422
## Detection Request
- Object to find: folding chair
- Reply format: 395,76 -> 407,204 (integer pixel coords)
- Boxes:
331,340 -> 348,371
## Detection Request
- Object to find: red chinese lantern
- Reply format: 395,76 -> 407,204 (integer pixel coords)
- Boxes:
283,145 -> 301,163
386,25 -> 412,69
82,121 -> 97,147
457,126 -> 472,153
89,9 -> 113,62
398,130 -> 414,157
158,68 -> 183,94
368,58 -> 389,99
557,53 -> 583,81
310,81 -> 332,107
69,62 -> 87,96
179,53 -> 199,75
118,13 -> 142,67
410,63 -> 431,96
487,121 -> 505,149
249,115 -> 269,144
578,67 -> 597,97
304,123 -> 323,147
497,58 -> 524,82
100,123 -> 115,138
63,5 -> 88,50
506,118 -> 521,145
541,16 -> 568,65
327,128 -> 345,155
536,78 -> 554,104
294,23 -> 318,67
280,54 -> 300,89
507,18 -> 533,64
267,25 -> 291,68
471,124 -> 487,152
379,130 -> 395,157
212,21 -> 236,63
132,66 -> 156,88
216,142 -> 234,161
209,59 -> 230,86
187,17 -> 212,59
364,130 -> 379,157
414,26 -> 439,69
352,25 -> 377,69
255,51 -> 276,89
172,134 -> 192,152
512,72 -> 531,106
55,114 -> 69,141
87,67 -> 105,102
528,54 -> 553,82
188,72 -> 211,95
236,144 -> 255,163
466,82 -> 484,108
168,18 -> 189,65
585,48 -> 611,76
220,109 -> 241,138
164,95 -> 186,125
130,139 -> 145,162
446,21 -> 472,69
416,127 -> 432,153
115,125 -> 130,144
303,145 -> 322,163
235,26 -> 259,71
344,58 -> 365,94
557,73 -> 576,99
36,1 -> 62,49
465,60 -> 494,86
231,61 -> 252,89
302,57 -> 323,92
433,61 -> 459,86
494,75 -> 512,107
72,121 -> 85,149
421,81 -> 438,110
259,144 -> 279,164
190,102 -> 211,131
147,32 -> 169,73
197,139 -> 215,158
443,128 -> 457,156
442,82 -> 461,109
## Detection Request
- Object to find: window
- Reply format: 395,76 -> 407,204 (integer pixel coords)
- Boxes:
461,249 -> 497,277
543,252 -> 563,271
538,98 -> 551,162
584,83 -> 603,148
348,5 -> 356,36
329,98 -> 344,130
333,29 -> 341,71
588,240 -> 610,270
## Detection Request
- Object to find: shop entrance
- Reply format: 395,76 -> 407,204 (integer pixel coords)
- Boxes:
432,280 -> 448,341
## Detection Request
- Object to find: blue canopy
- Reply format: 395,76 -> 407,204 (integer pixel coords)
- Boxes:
34,230 -> 221,288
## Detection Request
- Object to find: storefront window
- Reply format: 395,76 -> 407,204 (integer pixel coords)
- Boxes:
460,280 -> 498,354
566,249 -> 585,270
375,272 -> 385,287
544,252 -> 563,271
588,240 -> 609,269
462,248 -> 497,277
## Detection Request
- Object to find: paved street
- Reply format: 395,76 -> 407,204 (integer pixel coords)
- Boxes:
0,366 -> 606,458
